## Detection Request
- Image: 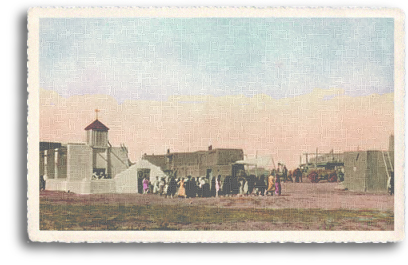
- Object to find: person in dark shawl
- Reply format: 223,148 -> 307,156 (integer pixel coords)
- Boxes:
294,168 -> 302,183
283,166 -> 293,182
202,176 -> 211,197
190,177 -> 197,198
256,174 -> 267,196
167,177 -> 177,198
210,176 -> 216,197
275,173 -> 282,196
185,176 -> 191,198
40,175 -> 45,191
247,174 -> 256,195
230,176 -> 239,196
223,175 -> 232,197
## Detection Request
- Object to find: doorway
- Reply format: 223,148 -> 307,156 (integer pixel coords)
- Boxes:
137,168 -> 151,194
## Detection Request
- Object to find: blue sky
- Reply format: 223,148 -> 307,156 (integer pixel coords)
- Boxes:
40,18 -> 394,102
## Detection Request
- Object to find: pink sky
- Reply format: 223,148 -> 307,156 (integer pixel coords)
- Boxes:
40,88 -> 394,169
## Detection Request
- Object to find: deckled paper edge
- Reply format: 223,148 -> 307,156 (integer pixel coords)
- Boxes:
27,6 -> 405,243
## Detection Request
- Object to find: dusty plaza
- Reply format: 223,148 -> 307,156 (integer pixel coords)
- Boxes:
39,118 -> 395,231
40,181 -> 394,231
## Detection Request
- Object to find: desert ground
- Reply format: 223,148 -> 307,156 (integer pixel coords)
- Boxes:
40,182 -> 394,231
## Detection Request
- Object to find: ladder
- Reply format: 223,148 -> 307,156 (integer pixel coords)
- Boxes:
382,151 -> 394,191
382,151 -> 394,174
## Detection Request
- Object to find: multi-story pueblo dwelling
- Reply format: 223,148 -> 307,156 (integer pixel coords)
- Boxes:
143,147 -> 244,180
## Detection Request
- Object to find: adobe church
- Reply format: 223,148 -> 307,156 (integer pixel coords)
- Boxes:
39,114 -> 130,194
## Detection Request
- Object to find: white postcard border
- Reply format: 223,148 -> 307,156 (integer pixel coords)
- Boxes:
27,7 -> 405,243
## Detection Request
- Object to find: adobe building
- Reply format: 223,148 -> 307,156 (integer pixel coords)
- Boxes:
143,147 -> 244,181
115,159 -> 167,194
39,118 -> 130,194
343,135 -> 394,193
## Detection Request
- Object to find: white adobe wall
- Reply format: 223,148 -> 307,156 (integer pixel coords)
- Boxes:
45,179 -> 67,191
43,145 -> 130,194
45,150 -> 56,179
115,159 -> 166,193
90,179 -> 116,194
115,165 -> 139,194
66,144 -> 93,194
110,147 -> 129,177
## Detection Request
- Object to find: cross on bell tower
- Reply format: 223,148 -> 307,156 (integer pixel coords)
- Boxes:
84,110 -> 111,180
95,109 -> 100,120
84,110 -> 109,147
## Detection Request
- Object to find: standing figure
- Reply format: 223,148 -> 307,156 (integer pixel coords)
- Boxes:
294,168 -> 302,183
175,178 -> 180,195
190,177 -> 197,198
256,175 -> 266,196
211,176 -> 216,197
163,177 -> 169,197
238,176 -> 245,196
167,177 -> 177,198
388,172 -> 394,195
337,168 -> 344,182
215,175 -> 221,197
158,177 -> 165,195
202,177 -> 211,197
143,177 -> 149,194
276,164 -> 283,183
231,176 -> 239,196
152,176 -> 160,194
275,174 -> 282,196
266,172 -> 275,196
197,177 -> 205,197
286,167 -> 293,182
178,178 -> 186,198
185,176 -> 191,198
40,175 -> 46,191
247,175 -> 256,195
243,177 -> 249,195
283,166 -> 289,182
223,175 -> 231,197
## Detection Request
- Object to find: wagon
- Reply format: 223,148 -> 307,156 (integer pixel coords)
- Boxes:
307,170 -> 338,183
301,161 -> 344,183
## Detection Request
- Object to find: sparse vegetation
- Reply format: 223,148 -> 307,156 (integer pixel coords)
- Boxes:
40,200 -> 394,231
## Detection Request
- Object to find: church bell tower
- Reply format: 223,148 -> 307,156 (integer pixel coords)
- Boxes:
84,109 -> 109,148
84,109 -> 111,179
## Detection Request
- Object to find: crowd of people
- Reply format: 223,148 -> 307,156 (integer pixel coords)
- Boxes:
92,171 -> 111,180
141,165 -> 303,198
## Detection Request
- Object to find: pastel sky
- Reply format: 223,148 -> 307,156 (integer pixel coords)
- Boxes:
40,18 -> 394,101
39,18 -> 394,169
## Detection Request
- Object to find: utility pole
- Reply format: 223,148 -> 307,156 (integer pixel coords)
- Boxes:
271,155 -> 276,169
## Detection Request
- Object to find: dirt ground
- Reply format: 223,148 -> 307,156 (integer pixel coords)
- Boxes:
40,182 -> 394,231
41,182 -> 394,210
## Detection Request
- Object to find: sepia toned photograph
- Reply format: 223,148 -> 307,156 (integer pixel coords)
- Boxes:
27,7 -> 404,242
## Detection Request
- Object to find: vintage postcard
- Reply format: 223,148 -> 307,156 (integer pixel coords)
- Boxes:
27,7 -> 404,242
